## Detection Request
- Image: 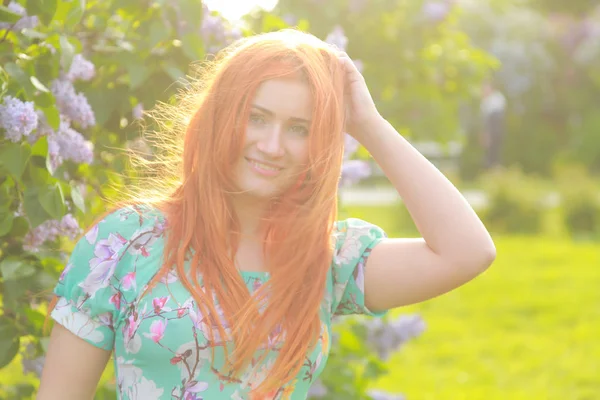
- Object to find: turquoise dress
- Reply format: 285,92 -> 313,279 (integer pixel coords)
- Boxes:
51,205 -> 388,399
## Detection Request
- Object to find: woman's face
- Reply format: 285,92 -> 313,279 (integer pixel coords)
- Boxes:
233,78 -> 312,201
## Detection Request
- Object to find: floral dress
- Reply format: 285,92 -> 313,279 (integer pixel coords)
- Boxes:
51,205 -> 388,399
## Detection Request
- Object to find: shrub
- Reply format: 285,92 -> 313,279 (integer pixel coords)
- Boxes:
554,165 -> 600,239
478,167 -> 546,234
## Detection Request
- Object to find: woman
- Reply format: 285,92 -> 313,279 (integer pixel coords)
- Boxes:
37,29 -> 496,399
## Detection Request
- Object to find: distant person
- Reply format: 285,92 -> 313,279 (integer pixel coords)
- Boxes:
480,82 -> 507,169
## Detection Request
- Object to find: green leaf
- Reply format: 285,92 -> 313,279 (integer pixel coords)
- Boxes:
0,179 -> 12,210
127,61 -> 151,90
4,63 -> 55,106
23,187 -> 52,228
21,29 -> 47,39
179,0 -> 205,31
262,13 -> 287,32
148,20 -> 169,48
9,216 -> 29,238
32,90 -> 54,108
53,0 -> 84,29
4,62 -> 33,92
70,181 -> 85,213
24,309 -> 46,336
0,211 -> 14,236
182,33 -> 204,61
0,5 -> 22,24
59,35 -> 75,71
30,76 -> 50,92
2,277 -> 31,310
0,318 -> 20,369
26,0 -> 57,26
38,182 -> 65,219
30,135 -> 48,156
161,62 -> 185,82
41,106 -> 60,130
0,142 -> 32,179
0,258 -> 36,281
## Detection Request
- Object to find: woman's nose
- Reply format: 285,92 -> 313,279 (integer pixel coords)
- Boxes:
256,125 -> 285,157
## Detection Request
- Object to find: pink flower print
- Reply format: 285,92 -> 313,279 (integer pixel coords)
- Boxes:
109,291 -> 122,310
122,271 -> 136,291
200,303 -> 230,343
80,233 -> 127,297
123,308 -> 144,354
188,306 -> 201,329
152,296 -> 169,314
124,310 -> 143,342
178,298 -> 193,318
144,319 -> 167,343
160,270 -> 178,284
97,311 -> 113,328
128,227 -> 160,256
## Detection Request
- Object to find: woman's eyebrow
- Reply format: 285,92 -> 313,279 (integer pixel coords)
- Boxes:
251,105 -> 311,123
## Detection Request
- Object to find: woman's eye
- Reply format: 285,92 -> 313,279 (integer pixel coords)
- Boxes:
290,125 -> 309,136
249,113 -> 265,124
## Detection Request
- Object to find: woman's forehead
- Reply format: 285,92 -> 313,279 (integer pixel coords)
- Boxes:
252,78 -> 313,121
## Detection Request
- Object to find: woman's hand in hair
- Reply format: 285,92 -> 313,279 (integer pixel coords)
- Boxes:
338,52 -> 383,141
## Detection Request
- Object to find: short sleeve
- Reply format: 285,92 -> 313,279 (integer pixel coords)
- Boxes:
51,205 -> 166,350
331,218 -> 388,318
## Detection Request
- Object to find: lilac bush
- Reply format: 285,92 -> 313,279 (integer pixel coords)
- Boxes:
365,314 -> 427,360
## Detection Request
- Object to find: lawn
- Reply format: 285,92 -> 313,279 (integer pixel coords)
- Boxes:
1,227 -> 598,399
375,235 -> 600,400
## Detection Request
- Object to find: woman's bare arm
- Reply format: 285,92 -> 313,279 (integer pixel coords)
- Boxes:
37,323 -> 111,400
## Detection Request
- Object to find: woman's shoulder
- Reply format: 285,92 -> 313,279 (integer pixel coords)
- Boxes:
92,203 -> 166,236
332,218 -> 387,251
56,204 -> 167,296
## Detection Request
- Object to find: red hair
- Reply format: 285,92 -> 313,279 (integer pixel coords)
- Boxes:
50,29 -> 348,396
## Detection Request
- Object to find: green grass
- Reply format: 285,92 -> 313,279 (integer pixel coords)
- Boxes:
374,235 -> 600,400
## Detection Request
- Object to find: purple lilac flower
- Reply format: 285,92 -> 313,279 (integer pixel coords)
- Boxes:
23,219 -> 61,252
325,25 -> 348,51
307,379 -> 327,398
367,390 -> 406,400
344,133 -> 360,160
0,96 -> 38,142
340,160 -> 371,187
0,2 -> 38,31
352,59 -> 364,74
37,114 -> 94,169
51,79 -> 96,128
65,54 -> 96,82
422,1 -> 451,23
200,13 -> 227,43
48,125 -> 94,165
366,314 -> 426,360
282,14 -> 298,26
60,213 -> 82,240
132,103 -> 144,120
226,26 -> 243,42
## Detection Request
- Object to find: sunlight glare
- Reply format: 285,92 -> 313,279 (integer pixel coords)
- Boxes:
202,0 -> 279,22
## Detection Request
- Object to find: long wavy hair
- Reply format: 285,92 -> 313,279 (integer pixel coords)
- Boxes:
49,29 -> 348,396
